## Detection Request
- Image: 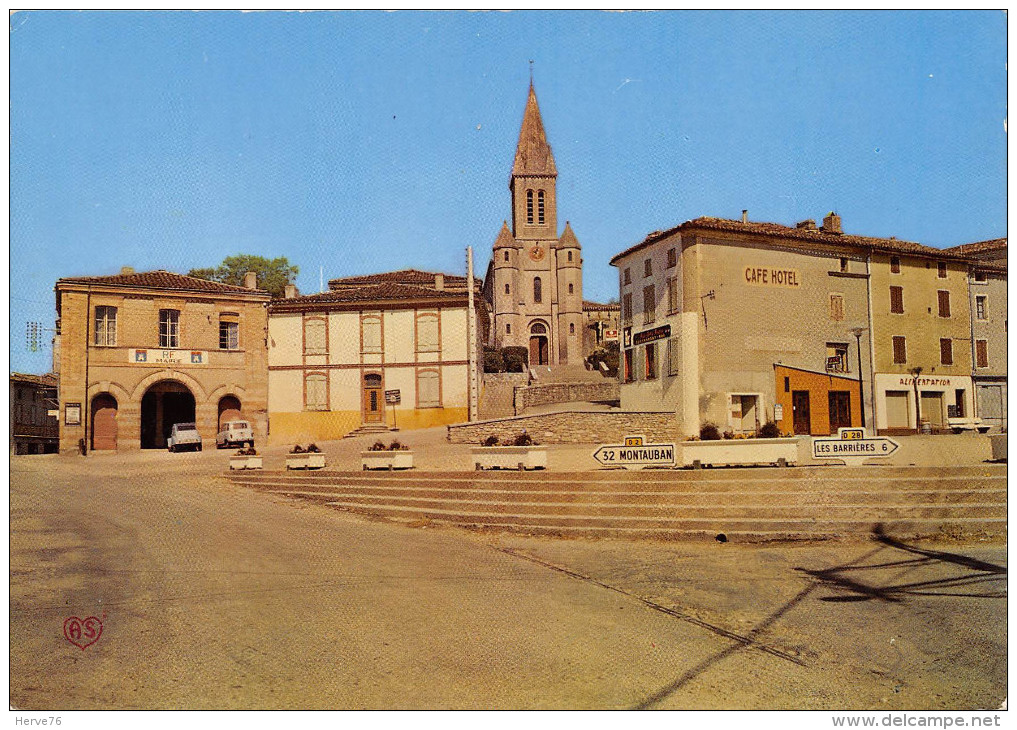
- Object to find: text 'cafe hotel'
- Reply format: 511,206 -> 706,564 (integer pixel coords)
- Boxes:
611,213 -> 1006,438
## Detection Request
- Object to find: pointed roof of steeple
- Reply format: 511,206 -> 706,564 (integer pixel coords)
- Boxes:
559,220 -> 581,249
493,220 -> 516,249
512,82 -> 557,177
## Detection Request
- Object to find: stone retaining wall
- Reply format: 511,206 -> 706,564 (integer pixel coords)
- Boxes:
447,411 -> 677,444
514,381 -> 620,414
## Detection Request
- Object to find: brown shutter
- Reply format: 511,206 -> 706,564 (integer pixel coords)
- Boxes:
940,338 -> 953,365
976,340 -> 988,368
890,286 -> 904,314
938,290 -> 951,318
892,336 -> 907,364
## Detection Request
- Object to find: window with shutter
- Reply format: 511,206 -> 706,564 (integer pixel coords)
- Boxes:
361,315 -> 382,353
417,370 -> 440,408
643,285 -> 655,324
416,312 -> 440,353
829,294 -> 844,321
937,290 -> 951,318
976,340 -> 988,368
892,336 -> 907,364
890,286 -> 904,314
940,338 -> 953,365
305,373 -> 327,411
303,318 -> 326,355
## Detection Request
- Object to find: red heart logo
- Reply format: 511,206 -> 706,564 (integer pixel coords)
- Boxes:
63,616 -> 103,650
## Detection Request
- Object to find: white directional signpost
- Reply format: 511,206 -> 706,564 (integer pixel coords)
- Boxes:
592,434 -> 676,470
812,427 -> 900,466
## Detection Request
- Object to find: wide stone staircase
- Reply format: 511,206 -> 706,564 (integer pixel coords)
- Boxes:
226,465 -> 1006,542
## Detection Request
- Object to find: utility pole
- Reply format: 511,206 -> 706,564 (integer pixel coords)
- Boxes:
466,247 -> 479,422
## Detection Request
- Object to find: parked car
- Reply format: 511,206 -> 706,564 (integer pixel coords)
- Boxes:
168,423 -> 202,452
216,420 -> 254,449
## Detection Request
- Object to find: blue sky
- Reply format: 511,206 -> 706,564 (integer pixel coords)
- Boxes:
10,10 -> 1007,374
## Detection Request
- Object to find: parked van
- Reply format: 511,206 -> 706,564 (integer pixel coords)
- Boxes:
168,423 -> 202,452
217,420 -> 254,449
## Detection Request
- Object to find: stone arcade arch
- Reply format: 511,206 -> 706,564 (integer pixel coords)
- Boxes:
140,380 -> 196,449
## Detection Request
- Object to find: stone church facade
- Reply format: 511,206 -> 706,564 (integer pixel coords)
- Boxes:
483,82 -> 584,367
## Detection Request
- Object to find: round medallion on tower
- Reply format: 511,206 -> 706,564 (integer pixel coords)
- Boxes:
528,244 -> 546,262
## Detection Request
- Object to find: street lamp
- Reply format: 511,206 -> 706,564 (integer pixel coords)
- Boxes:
849,327 -> 866,429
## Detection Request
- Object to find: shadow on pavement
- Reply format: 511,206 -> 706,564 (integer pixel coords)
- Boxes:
632,525 -> 1006,709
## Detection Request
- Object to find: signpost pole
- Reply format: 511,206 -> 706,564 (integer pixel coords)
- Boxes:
466,246 -> 479,422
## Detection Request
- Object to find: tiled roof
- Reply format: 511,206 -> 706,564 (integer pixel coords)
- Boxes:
327,268 -> 480,289
559,221 -> 581,249
583,300 -> 620,312
10,372 -> 58,388
610,217 -> 983,265
943,238 -> 1007,255
57,270 -> 269,295
512,83 -> 557,177
271,282 -> 471,310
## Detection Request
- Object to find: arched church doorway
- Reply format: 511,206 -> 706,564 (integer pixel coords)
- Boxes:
140,380 -> 196,449
218,395 -> 242,430
529,322 -> 549,366
90,394 -> 118,451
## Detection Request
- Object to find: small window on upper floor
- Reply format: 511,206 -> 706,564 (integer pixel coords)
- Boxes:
623,268 -> 631,285
533,277 -> 542,304
937,261 -> 947,278
890,256 -> 901,274
569,323 -> 575,335
159,309 -> 179,348
568,283 -> 574,295
644,259 -> 653,277
506,323 -> 511,334
666,248 -> 677,268
526,190 -> 534,224
504,283 -> 510,295
840,258 -> 849,273
94,306 -> 117,347
974,269 -> 986,283
537,190 -> 545,225
503,250 -> 510,262
567,251 -> 573,262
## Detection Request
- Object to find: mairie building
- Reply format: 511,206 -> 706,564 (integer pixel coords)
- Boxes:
54,269 -> 270,452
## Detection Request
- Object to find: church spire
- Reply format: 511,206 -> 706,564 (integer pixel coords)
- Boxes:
511,83 -> 557,178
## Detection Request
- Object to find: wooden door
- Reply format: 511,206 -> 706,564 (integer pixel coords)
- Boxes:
91,395 -> 118,450
792,391 -> 811,435
363,374 -> 383,423
828,391 -> 852,433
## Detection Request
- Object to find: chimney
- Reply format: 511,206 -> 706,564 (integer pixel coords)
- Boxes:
244,271 -> 258,289
434,273 -> 445,290
120,266 -> 135,275
284,284 -> 297,299
796,219 -> 817,230
822,212 -> 842,235
741,210 -> 748,224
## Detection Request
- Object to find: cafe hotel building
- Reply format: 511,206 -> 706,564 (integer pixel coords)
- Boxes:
611,213 -> 1004,437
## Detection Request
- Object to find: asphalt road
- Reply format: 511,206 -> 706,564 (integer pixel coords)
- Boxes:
10,452 -> 1007,710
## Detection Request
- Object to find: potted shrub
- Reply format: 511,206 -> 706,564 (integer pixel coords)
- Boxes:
286,443 -> 326,470
229,446 -> 263,470
471,431 -> 547,471
678,421 -> 797,468
361,440 -> 414,471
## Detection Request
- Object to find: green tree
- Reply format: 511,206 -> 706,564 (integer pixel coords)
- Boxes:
188,255 -> 299,298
